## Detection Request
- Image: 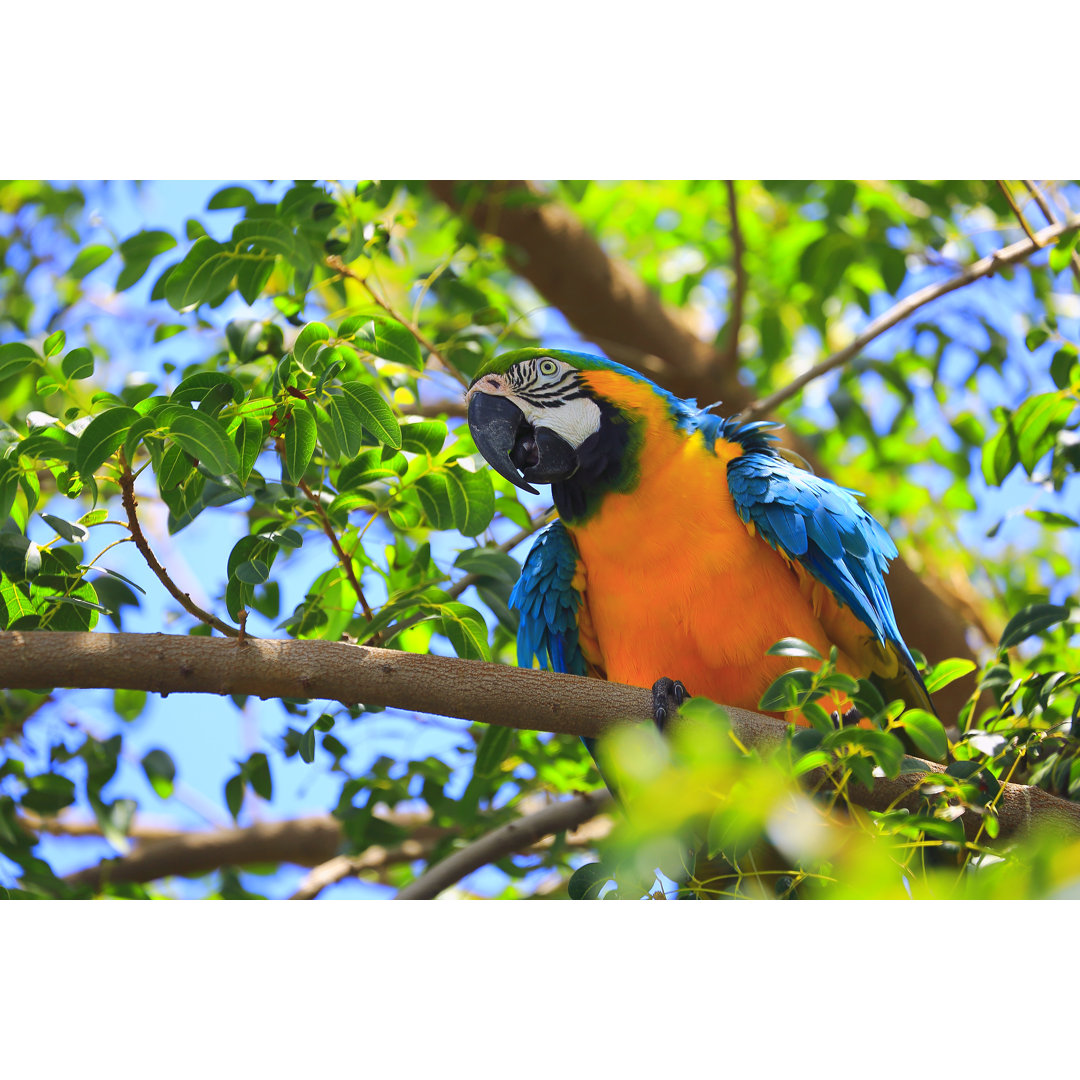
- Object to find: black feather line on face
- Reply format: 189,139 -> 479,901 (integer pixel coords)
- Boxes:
551,395 -> 641,524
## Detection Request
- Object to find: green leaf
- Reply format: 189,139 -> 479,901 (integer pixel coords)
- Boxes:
766,637 -> 823,660
999,602 -> 1072,650
168,410 -> 241,477
1049,228 -> 1080,274
21,773 -> 76,814
208,185 -> 256,210
415,471 -> 455,530
61,347 -> 95,381
894,708 -> 948,761
235,559 -> 270,585
225,774 -> 245,819
0,459 -> 20,522
327,395 -> 365,458
165,236 -> 231,310
1013,392 -> 1074,472
823,727 -> 906,779
171,371 -> 244,406
68,244 -> 113,279
981,415 -> 1019,486
0,342 -> 39,382
400,421 -> 448,456
237,256 -> 275,305
231,218 -> 299,260
75,407 -> 140,478
43,331 -> 65,358
453,547 -> 521,584
298,724 -> 317,764
439,601 -> 491,661
444,464 -> 495,537
568,862 -> 612,900
474,724 -> 513,778
234,416 -> 263,486
39,513 -> 89,543
245,752 -> 272,801
759,668 -> 816,711
1050,345 -> 1078,390
293,322 -> 330,369
284,402 -> 317,482
351,317 -> 423,370
336,382 -> 401,448
924,658 -> 976,694
117,230 -> 178,291
1027,509 -> 1079,528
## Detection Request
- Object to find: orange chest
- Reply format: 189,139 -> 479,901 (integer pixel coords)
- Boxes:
564,435 -> 846,711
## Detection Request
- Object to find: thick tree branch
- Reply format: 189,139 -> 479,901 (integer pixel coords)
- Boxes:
428,180 -> 732,406
64,816 -> 346,891
4,631 -> 1080,849
738,212 -> 1080,422
394,789 -> 614,900
719,179 -> 747,372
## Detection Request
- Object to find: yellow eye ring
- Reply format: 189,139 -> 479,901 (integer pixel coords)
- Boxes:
539,359 -> 558,376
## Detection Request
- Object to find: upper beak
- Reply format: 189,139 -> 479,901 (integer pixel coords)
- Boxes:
467,392 -> 578,494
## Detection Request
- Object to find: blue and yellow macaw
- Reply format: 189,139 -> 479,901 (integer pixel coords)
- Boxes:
466,348 -> 933,731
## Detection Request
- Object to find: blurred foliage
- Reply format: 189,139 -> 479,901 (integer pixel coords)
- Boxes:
1,179 -> 1078,900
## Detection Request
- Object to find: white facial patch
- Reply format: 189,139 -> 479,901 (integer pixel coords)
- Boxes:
519,395 -> 602,450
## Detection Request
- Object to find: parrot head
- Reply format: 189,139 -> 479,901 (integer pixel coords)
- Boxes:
465,348 -> 652,519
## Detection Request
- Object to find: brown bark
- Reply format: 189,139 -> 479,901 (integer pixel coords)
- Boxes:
5,632 -> 1080,854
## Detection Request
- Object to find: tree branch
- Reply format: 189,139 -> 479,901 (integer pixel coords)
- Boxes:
718,179 -> 747,372
394,789 -> 614,900
297,476 -> 376,627
737,212 -> 1080,422
119,460 -> 239,638
5,630 -> 1080,847
996,180 -> 1042,247
428,181 -> 733,406
1022,180 -> 1080,286
64,815 -> 346,891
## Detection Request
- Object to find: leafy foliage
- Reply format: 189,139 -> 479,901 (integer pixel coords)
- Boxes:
1,180 -> 1078,900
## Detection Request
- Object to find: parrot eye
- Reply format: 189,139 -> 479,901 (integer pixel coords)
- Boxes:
538,358 -> 559,376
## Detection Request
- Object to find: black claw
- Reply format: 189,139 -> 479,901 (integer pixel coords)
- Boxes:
652,677 -> 689,733
831,706 -> 864,728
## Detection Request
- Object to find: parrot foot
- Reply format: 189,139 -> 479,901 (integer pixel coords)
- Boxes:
652,677 -> 688,732
831,706 -> 864,728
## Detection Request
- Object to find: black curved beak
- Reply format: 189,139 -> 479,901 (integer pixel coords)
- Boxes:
467,392 -> 578,494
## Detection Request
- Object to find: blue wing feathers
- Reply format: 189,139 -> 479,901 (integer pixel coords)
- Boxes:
727,447 -> 916,671
509,520 -> 586,677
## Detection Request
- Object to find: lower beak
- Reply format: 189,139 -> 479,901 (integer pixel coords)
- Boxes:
467,392 -> 578,493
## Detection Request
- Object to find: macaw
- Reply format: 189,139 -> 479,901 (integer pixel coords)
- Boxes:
465,348 -> 933,732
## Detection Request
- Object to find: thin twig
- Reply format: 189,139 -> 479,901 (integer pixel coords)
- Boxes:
296,477 -> 377,628
1022,180 -> 1080,286
996,180 -> 1042,247
738,212 -> 1080,422
118,457 -> 239,638
326,254 -> 469,388
394,790 -> 614,900
718,179 -> 747,371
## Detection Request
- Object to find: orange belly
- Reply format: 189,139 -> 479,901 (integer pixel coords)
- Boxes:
566,428 -> 866,721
